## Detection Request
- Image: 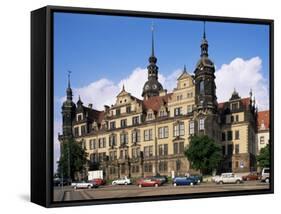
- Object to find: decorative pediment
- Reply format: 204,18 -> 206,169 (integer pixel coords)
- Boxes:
172,136 -> 185,142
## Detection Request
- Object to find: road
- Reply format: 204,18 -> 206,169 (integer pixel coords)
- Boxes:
53,181 -> 269,201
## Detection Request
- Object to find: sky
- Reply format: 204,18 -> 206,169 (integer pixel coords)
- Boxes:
53,12 -> 270,170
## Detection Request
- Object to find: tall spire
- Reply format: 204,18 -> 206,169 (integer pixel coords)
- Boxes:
200,21 -> 209,57
149,22 -> 157,64
151,22 -> 155,57
66,70 -> 73,101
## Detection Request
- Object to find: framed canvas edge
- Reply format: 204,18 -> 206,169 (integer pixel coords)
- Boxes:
31,5 -> 274,208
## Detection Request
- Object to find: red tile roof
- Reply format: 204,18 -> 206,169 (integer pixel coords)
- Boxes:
257,110 -> 270,130
142,93 -> 172,112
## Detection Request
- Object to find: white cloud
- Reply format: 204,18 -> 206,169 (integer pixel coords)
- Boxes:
216,57 -> 269,110
61,67 -> 182,110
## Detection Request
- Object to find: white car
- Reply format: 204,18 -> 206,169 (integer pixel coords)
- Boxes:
261,168 -> 270,183
71,181 -> 94,189
215,173 -> 243,184
112,177 -> 131,185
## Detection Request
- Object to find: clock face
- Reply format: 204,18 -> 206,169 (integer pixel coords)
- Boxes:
145,85 -> 150,90
152,84 -> 157,89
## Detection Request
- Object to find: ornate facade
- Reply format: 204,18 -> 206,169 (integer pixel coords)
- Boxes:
59,25 -> 258,179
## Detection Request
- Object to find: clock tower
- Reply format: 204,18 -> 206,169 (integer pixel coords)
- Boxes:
193,22 -> 219,139
142,25 -> 164,99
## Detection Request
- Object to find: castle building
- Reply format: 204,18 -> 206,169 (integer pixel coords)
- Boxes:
59,24 -> 258,179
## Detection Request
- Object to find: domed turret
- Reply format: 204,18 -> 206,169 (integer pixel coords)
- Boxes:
142,24 -> 164,99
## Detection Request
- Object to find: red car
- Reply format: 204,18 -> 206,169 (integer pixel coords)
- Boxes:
136,178 -> 161,188
242,172 -> 260,181
90,178 -> 106,186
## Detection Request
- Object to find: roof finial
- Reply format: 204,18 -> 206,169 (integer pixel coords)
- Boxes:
184,64 -> 187,72
66,70 -> 73,101
122,84 -> 125,91
151,22 -> 155,57
203,21 -> 206,40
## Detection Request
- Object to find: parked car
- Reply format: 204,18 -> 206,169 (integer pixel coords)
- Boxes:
112,177 -> 132,185
242,172 -> 260,181
215,173 -> 243,184
173,176 -> 197,186
261,168 -> 270,183
71,180 -> 95,189
137,178 -> 162,187
145,175 -> 168,185
91,178 -> 106,186
189,175 -> 202,184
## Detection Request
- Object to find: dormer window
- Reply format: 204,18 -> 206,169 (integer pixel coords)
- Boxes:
147,112 -> 153,120
231,102 -> 239,110
76,113 -> 83,121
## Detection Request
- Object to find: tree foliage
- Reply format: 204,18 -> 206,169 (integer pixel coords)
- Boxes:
185,135 -> 222,175
256,144 -> 270,168
57,138 -> 88,180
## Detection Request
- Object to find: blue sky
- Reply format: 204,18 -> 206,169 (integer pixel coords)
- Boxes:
53,12 -> 270,168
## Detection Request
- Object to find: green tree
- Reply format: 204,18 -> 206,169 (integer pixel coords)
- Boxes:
57,138 -> 88,180
256,144 -> 270,168
185,135 -> 222,175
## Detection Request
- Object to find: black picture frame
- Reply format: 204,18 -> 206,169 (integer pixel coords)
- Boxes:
31,5 -> 274,208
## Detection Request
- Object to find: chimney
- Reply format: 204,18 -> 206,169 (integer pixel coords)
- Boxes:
88,103 -> 93,109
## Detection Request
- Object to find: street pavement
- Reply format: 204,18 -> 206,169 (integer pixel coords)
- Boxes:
53,181 -> 269,202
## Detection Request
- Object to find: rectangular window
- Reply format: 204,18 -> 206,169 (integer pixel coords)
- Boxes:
173,142 -> 184,154
132,147 -> 140,158
144,163 -> 153,172
126,106 -> 131,113
260,136 -> 265,144
158,144 -> 168,156
236,115 -> 239,122
116,108 -> 121,116
144,129 -> 153,141
231,116 -> 234,123
132,116 -> 139,125
81,125 -> 86,135
189,121 -> 194,135
110,121 -> 115,130
222,145 -> 226,155
147,113 -> 153,120
199,118 -> 205,130
222,132 -> 226,141
174,107 -> 182,116
227,131 -> 233,141
159,161 -> 168,172
187,105 -> 193,113
120,133 -> 128,145
235,144 -> 239,154
174,123 -> 184,137
227,144 -> 233,155
109,135 -> 116,147
74,127 -> 79,136
132,130 -> 140,143
144,146 -> 153,157
77,114 -> 82,121
158,126 -> 168,139
235,130 -> 240,140
231,102 -> 239,110
120,119 -> 127,128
